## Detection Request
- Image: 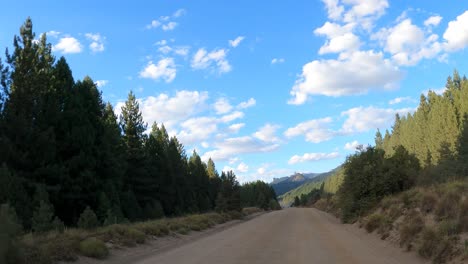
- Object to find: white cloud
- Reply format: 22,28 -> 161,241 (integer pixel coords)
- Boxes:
191,48 -> 231,74
158,45 -> 172,54
177,117 -> 218,145
220,111 -> 244,123
139,58 -> 176,83
147,20 -> 161,29
253,124 -> 280,143
322,0 -> 344,20
162,22 -> 178,31
289,50 -> 402,105
288,152 -> 339,164
155,39 -> 167,46
115,90 -> 209,131
237,98 -> 256,109
443,11 -> 468,51
53,37 -> 82,54
237,162 -> 249,173
373,19 -> 442,66
271,58 -> 285,64
95,80 -> 108,88
214,98 -> 233,114
201,136 -> 280,161
173,9 -> 186,18
389,96 -> 413,105
46,31 -> 60,38
284,117 -> 335,143
314,22 -> 360,54
424,15 -> 442,27
229,36 -> 245,48
174,46 -> 190,56
228,123 -> 245,133
344,140 -> 360,150
342,0 -> 389,30
341,106 -> 414,133
85,33 -> 105,53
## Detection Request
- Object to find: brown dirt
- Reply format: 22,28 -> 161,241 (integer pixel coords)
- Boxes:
73,208 -> 430,264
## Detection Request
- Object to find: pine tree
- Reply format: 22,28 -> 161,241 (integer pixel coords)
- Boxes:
31,200 -> 54,232
77,206 -> 99,229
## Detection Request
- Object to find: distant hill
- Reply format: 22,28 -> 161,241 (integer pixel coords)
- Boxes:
270,172 -> 320,196
279,167 -> 344,206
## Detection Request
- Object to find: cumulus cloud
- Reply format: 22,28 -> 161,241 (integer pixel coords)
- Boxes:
341,106 -> 414,133
191,48 -> 231,74
373,19 -> 442,66
237,98 -> 256,109
288,50 -> 402,104
284,117 -> 335,143
389,96 -> 414,105
443,11 -> 468,51
288,152 -> 339,164
173,9 -> 186,18
344,140 -> 360,150
237,162 -> 249,173
85,33 -> 105,53
201,136 -> 280,161
271,58 -> 285,64
220,111 -> 244,123
139,58 -> 176,82
115,90 -> 209,131
228,123 -> 245,133
322,0 -> 344,21
162,22 -> 178,31
229,36 -> 245,48
177,117 -> 218,145
214,98 -> 233,114
424,15 -> 442,27
53,37 -> 82,54
95,80 -> 108,88
314,22 -> 360,54
253,124 -> 280,143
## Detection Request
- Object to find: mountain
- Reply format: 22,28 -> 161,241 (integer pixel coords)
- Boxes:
279,167 -> 343,206
270,172 -> 322,196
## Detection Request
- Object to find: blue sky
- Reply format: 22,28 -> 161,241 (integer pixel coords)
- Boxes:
2,0 -> 468,183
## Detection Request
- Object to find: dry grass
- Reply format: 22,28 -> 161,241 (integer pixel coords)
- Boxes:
399,210 -> 424,250
15,209 -> 256,264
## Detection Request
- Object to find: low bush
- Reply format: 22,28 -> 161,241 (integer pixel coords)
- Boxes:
242,207 -> 263,215
435,191 -> 461,220
458,199 -> 468,232
418,227 -> 440,259
399,210 -> 424,249
420,192 -> 438,214
78,238 -> 108,259
438,220 -> 459,236
365,214 -> 384,233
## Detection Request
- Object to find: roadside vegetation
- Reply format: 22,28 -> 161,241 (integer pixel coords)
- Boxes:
0,19 -> 280,264
309,70 -> 468,263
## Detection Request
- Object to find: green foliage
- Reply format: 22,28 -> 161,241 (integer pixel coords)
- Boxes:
77,206 -> 99,230
79,238 -> 108,259
0,204 -> 22,264
434,191 -> 461,220
32,200 -> 55,233
240,181 -> 278,210
338,146 -> 419,223
215,171 -> 241,212
365,213 -> 385,233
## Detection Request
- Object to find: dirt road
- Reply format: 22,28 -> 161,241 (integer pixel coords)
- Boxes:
134,208 -> 425,264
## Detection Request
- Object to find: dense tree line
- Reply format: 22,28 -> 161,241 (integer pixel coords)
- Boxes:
240,181 -> 280,210
379,70 -> 468,177
0,19 -> 256,232
336,71 -> 468,223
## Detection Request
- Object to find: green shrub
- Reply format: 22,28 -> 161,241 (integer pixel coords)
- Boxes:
32,200 -> 54,233
435,191 -> 460,220
52,217 -> 65,233
100,224 -> 145,247
365,214 -> 384,233
0,204 -> 23,264
77,206 -> 99,230
134,220 -> 169,237
242,207 -> 263,215
268,199 -> 281,210
399,211 -> 424,249
79,238 -> 108,259
432,237 -> 456,264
